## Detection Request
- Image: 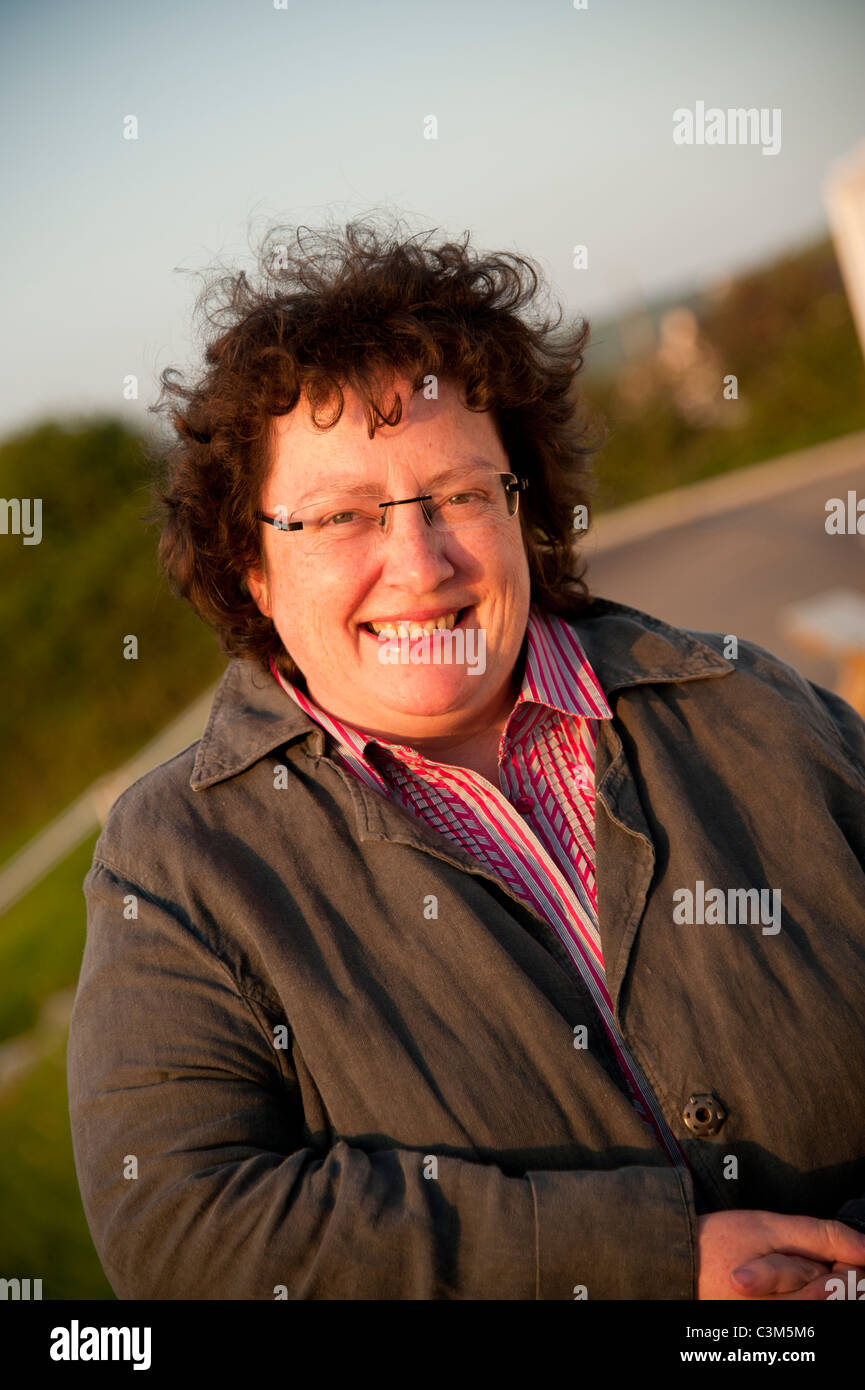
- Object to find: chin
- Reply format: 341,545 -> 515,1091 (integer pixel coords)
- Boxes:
374,673 -> 478,712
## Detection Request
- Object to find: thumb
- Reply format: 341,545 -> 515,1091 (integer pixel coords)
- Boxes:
731,1254 -> 830,1296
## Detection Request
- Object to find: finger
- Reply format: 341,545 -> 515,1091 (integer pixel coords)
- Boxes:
731,1254 -> 831,1297
771,1217 -> 865,1268
826,1262 -> 865,1293
774,1269 -> 857,1301
815,1220 -> 865,1266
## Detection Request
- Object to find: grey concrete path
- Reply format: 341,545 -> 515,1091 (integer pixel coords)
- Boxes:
585,430 -> 865,691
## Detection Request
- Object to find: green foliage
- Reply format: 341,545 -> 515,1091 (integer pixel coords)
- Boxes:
0,417 -> 227,852
0,1030 -> 115,1299
583,237 -> 865,511
0,835 -> 116,1296
0,835 -> 96,1043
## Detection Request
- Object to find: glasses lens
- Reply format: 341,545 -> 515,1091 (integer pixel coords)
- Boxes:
289,472 -> 518,552
433,472 -> 516,528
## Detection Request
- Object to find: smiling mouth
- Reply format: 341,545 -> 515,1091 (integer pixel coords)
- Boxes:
360,607 -> 473,638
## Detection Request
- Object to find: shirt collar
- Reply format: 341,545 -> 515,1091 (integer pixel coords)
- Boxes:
190,596 -> 733,790
268,603 -> 613,771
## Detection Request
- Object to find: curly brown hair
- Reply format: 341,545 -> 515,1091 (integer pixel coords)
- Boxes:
150,217 -> 602,684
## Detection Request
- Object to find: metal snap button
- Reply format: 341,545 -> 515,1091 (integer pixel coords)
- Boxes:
683,1092 -> 726,1136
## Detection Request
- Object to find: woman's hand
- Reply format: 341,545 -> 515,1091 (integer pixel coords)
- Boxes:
697,1210 -> 865,1299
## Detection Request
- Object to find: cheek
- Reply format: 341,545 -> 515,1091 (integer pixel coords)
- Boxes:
494,531 -> 530,580
275,567 -> 362,640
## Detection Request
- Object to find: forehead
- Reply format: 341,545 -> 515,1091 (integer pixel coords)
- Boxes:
265,377 -> 505,496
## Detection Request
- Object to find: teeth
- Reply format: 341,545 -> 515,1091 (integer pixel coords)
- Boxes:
368,610 -> 460,637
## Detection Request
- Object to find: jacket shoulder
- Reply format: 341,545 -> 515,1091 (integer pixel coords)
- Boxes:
92,741 -> 204,888
580,596 -> 865,784
679,624 -> 865,784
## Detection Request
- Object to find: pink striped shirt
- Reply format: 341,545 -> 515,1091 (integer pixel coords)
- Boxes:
269,603 -> 687,1169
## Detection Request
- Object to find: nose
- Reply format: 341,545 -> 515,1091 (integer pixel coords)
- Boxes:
373,496 -> 456,587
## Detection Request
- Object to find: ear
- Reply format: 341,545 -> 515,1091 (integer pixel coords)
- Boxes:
245,566 -> 272,619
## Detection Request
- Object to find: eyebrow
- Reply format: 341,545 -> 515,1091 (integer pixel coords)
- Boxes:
292,458 -> 502,506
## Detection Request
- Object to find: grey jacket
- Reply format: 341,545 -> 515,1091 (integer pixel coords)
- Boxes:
67,597 -> 865,1300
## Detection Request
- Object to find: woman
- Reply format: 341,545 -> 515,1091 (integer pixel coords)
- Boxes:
68,220 -> 865,1300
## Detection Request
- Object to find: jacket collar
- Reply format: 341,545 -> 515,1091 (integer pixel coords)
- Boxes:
190,595 -> 734,790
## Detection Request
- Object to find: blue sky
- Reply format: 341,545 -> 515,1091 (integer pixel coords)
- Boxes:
1,0 -> 863,435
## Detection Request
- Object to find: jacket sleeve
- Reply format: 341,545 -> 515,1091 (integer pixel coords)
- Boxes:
68,855 -> 698,1301
804,677 -> 865,1234
805,677 -> 865,782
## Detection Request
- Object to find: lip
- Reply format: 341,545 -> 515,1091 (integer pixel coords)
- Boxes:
359,605 -> 474,638
359,604 -> 474,626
